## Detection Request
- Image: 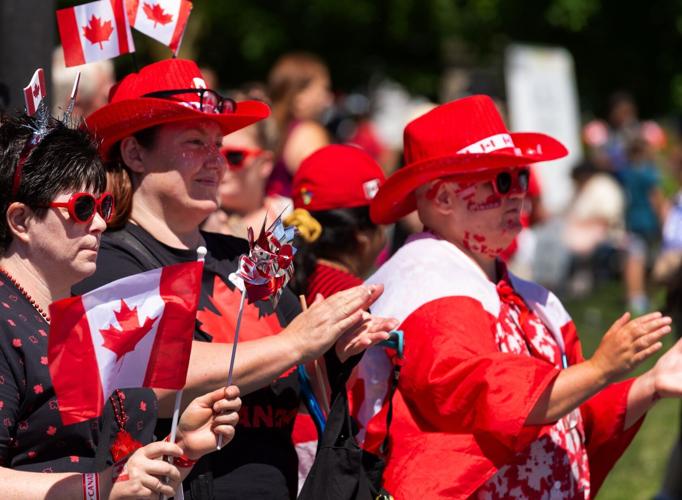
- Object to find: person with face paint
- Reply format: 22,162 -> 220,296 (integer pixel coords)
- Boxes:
357,95 -> 682,499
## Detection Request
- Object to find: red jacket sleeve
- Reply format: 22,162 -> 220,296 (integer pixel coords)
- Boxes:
398,296 -> 561,452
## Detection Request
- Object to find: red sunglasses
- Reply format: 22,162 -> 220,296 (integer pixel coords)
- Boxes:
48,192 -> 115,224
427,168 -> 531,199
220,147 -> 263,170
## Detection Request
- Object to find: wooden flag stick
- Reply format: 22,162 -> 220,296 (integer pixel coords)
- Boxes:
299,295 -> 331,416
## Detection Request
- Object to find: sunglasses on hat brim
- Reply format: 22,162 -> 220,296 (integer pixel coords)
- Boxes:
143,88 -> 236,114
48,192 -> 115,224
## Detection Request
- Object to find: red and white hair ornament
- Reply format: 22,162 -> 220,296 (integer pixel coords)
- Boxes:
12,69 -> 81,198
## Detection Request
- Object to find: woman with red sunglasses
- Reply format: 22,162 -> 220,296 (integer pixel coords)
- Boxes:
202,115 -> 292,239
0,112 -> 243,499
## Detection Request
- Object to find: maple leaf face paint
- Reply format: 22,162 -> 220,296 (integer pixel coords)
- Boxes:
441,175 -> 527,259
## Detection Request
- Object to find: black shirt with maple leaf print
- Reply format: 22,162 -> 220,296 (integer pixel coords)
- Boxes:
74,223 -> 303,499
0,273 -> 157,473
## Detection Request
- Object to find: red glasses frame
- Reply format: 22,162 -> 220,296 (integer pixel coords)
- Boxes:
49,192 -> 115,224
220,147 -> 264,170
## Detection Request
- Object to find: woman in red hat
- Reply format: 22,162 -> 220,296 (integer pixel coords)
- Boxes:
76,59 -> 396,499
359,95 -> 682,499
0,111 -> 241,499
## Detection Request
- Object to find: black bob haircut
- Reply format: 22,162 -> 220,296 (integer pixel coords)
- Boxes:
0,113 -> 105,251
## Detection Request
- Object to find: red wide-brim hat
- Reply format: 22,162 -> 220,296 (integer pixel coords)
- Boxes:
370,95 -> 568,224
86,59 -> 270,159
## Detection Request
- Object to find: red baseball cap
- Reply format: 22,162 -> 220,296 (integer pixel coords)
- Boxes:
86,59 -> 270,159
370,95 -> 568,224
292,145 -> 385,212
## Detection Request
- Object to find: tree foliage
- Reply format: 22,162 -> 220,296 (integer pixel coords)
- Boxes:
54,0 -> 682,116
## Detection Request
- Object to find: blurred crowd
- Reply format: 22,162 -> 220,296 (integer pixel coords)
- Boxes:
39,45 -> 682,325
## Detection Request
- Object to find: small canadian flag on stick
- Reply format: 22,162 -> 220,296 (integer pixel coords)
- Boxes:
126,0 -> 192,55
48,261 -> 202,425
23,68 -> 47,116
57,0 -> 135,67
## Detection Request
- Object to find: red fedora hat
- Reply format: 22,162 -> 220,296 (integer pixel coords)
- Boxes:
86,59 -> 270,159
370,95 -> 568,224
292,145 -> 385,212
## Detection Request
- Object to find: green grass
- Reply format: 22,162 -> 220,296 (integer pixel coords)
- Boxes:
564,282 -> 677,499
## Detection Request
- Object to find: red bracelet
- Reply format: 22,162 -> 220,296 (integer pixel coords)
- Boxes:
173,454 -> 198,468
163,435 -> 198,468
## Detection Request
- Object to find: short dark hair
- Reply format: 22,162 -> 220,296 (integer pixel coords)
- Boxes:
0,113 -> 105,251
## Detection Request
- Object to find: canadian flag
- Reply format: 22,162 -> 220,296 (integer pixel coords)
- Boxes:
23,68 -> 47,116
126,0 -> 192,54
48,262 -> 202,425
56,0 -> 135,68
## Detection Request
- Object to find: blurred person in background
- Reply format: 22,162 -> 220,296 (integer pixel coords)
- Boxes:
267,52 -> 332,197
202,97 -> 292,239
584,92 -> 666,175
52,46 -> 114,120
563,160 -> 626,296
653,145 -> 682,500
621,136 -> 666,314
285,144 -> 386,489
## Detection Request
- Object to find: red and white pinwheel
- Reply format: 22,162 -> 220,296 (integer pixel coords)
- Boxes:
236,215 -> 296,308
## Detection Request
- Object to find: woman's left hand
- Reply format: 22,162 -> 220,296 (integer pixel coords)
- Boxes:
335,311 -> 398,362
175,385 -> 241,460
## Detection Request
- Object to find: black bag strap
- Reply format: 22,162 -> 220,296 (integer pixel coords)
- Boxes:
106,228 -> 164,269
379,361 -> 401,456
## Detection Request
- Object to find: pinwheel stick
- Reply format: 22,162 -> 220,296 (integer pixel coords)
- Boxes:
216,288 -> 246,451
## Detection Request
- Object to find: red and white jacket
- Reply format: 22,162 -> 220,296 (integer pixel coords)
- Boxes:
357,232 -> 643,499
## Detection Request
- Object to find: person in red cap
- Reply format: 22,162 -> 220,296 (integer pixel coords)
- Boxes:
287,144 -> 386,303
358,95 -> 682,499
284,144 -> 387,486
74,58 -> 395,500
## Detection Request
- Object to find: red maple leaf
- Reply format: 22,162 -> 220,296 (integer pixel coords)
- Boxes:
197,276 -> 282,344
100,299 -> 157,361
143,2 -> 174,28
32,85 -> 40,98
82,15 -> 114,50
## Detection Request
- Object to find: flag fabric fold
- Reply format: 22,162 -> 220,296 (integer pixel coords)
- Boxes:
57,0 -> 135,67
48,261 -> 202,425
126,0 -> 193,54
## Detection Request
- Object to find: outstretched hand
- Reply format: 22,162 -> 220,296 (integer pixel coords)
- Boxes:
335,311 -> 398,362
176,385 -> 241,460
589,311 -> 672,383
649,337 -> 682,399
284,284 -> 385,364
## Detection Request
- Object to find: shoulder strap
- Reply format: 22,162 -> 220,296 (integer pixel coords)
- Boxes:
379,361 -> 401,456
105,228 -> 163,270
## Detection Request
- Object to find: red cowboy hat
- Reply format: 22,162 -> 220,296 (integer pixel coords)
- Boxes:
292,144 -> 385,211
86,59 -> 270,159
370,95 -> 568,224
